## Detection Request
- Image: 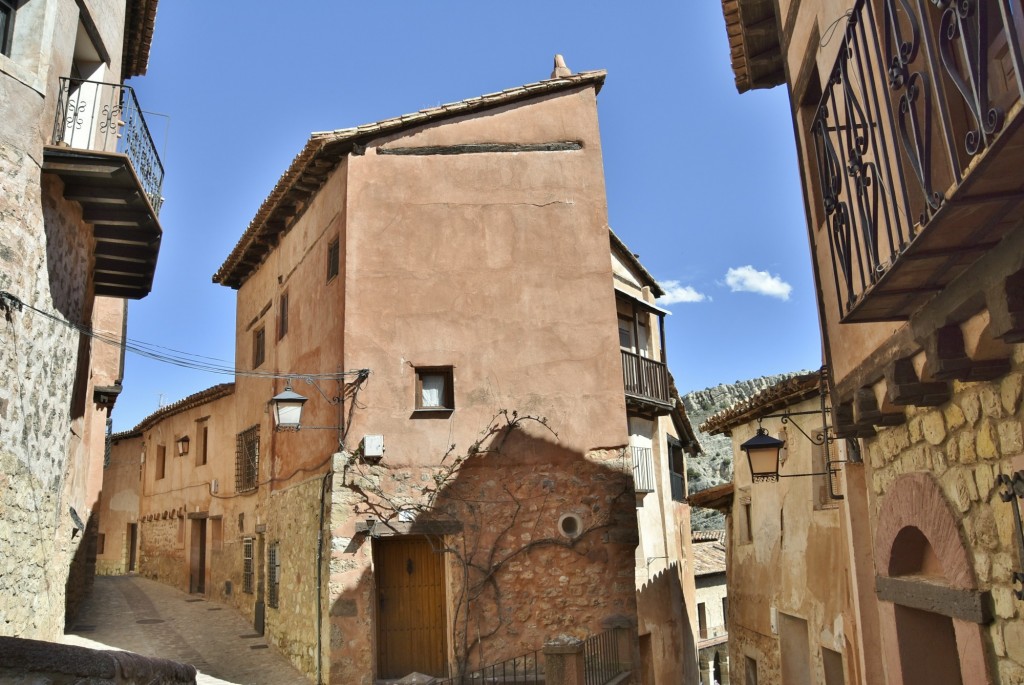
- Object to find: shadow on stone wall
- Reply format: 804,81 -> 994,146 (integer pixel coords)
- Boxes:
65,500 -> 99,626
330,426 -> 639,682
636,562 -> 698,685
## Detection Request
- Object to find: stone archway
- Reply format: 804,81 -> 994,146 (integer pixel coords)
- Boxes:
873,473 -> 992,685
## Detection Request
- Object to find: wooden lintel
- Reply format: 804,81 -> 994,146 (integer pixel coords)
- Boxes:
876,575 -> 992,624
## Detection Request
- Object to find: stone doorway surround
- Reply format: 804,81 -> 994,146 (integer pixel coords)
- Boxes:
873,472 -> 993,684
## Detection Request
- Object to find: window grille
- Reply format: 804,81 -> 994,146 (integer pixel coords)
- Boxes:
235,425 -> 259,492
242,537 -> 254,593
103,417 -> 112,468
268,541 -> 280,608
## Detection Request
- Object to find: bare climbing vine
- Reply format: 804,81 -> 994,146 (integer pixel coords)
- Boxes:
338,410 -> 632,678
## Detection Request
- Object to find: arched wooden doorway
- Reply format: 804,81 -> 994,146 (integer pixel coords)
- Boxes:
873,473 -> 992,685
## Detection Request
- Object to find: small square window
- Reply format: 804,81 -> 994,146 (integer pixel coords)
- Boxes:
253,327 -> 266,368
415,367 -> 454,411
278,292 -> 289,340
326,237 -> 340,282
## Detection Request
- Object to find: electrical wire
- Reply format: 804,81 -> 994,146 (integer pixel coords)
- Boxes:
0,290 -> 366,381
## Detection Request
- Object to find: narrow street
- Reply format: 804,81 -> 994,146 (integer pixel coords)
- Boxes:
64,576 -> 309,685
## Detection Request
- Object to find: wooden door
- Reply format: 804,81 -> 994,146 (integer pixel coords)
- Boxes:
127,523 -> 137,572
189,519 -> 206,593
375,536 -> 447,679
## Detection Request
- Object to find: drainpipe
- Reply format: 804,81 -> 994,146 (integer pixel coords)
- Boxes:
316,470 -> 331,685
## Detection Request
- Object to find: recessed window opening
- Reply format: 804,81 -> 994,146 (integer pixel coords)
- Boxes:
326,237 -> 340,282
253,327 -> 266,368
0,0 -> 16,57
415,366 -> 454,410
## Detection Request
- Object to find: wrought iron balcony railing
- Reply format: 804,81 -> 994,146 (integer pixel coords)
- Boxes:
621,350 -> 671,408
51,78 -> 164,213
811,0 -> 1024,322
631,445 -> 656,493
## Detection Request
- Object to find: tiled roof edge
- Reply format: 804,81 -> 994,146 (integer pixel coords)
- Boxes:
111,383 -> 235,440
213,70 -> 607,289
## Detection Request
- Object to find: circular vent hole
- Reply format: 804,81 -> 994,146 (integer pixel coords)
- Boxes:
558,513 -> 582,539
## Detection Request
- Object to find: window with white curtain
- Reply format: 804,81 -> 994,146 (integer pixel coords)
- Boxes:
415,367 -> 454,410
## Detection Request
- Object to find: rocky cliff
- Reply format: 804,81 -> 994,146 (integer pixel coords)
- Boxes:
683,371 -> 808,530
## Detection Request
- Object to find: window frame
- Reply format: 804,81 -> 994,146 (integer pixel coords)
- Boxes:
253,326 -> 266,369
414,366 -> 454,411
242,537 -> 254,594
326,236 -> 340,282
0,0 -> 16,58
278,292 -> 289,340
155,444 -> 166,480
667,437 -> 686,502
195,418 -> 209,467
235,425 -> 260,493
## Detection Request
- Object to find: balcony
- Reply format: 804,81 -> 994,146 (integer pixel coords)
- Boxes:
42,78 -> 165,299
631,445 -> 655,493
621,350 -> 673,414
811,0 -> 1024,323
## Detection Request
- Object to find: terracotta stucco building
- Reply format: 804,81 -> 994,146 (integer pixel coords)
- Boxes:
696,373 -> 855,684
611,232 -> 704,685
0,0 -> 162,639
98,62 -> 706,684
719,0 -> 1024,682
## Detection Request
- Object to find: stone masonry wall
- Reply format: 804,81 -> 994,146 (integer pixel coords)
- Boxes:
263,475 -> 326,680
139,518 -> 186,591
865,345 -> 1024,682
0,145 -> 93,640
326,444 -> 638,684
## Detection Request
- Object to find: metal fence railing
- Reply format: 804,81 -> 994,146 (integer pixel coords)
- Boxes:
583,629 -> 621,685
437,649 -> 542,685
51,77 -> 165,213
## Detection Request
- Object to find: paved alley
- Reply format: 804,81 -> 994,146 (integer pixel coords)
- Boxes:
64,576 -> 310,685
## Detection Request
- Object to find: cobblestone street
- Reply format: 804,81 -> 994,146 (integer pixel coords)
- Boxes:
64,576 -> 309,684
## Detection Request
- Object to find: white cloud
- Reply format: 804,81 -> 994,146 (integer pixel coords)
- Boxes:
724,265 -> 792,301
657,280 -> 709,304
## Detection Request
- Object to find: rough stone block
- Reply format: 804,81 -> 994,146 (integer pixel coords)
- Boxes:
1003,373 -> 1024,415
998,656 -> 1024,683
922,411 -> 947,446
945,404 -> 967,432
982,386 -> 1007,419
962,392 -> 982,425
959,431 -> 978,464
994,584 -> 1019,620
942,469 -> 975,513
975,464 -> 996,501
972,507 -> 1000,551
976,550 -> 992,583
978,421 -> 1001,460
909,417 -> 923,444
998,419 -> 1024,455
995,499 -> 1018,549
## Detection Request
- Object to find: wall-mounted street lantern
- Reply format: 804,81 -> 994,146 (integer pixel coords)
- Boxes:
742,367 -> 845,499
271,382 -> 309,430
740,428 -> 786,483
176,435 -> 190,457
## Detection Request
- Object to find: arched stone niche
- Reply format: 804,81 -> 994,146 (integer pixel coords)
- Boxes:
873,472 -> 992,685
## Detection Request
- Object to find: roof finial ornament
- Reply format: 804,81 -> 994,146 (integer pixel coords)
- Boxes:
551,54 -> 571,79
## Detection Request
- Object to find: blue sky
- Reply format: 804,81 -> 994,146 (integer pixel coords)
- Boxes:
114,2 -> 821,431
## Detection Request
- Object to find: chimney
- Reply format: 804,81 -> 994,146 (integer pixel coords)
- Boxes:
551,54 -> 571,79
